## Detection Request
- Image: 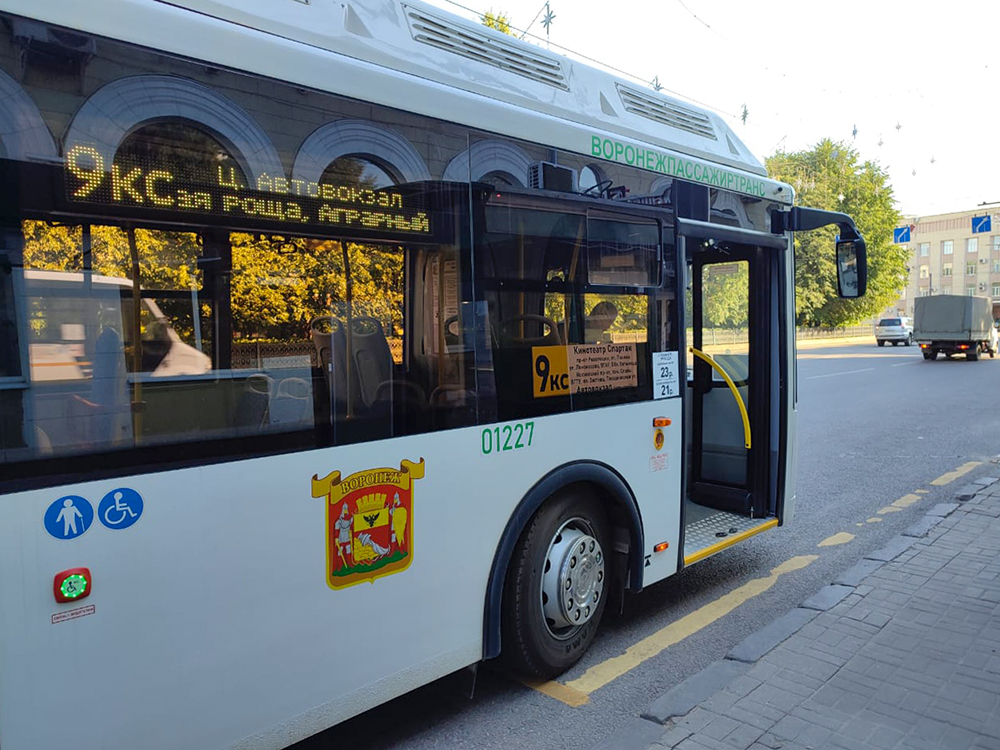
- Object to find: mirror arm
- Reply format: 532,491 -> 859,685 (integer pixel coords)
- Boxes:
770,207 -> 862,240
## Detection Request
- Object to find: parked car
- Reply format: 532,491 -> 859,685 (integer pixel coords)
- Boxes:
875,316 -> 913,347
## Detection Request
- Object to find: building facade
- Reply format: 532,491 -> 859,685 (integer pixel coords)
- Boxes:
894,206 -> 1000,320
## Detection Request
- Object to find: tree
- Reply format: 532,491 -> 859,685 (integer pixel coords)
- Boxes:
766,140 -> 906,326
481,10 -> 513,35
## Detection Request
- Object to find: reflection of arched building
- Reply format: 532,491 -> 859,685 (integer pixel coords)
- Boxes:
293,120 -> 430,187
62,75 -> 282,183
443,139 -> 532,186
0,68 -> 57,160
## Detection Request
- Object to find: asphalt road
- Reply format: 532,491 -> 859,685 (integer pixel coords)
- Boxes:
294,341 -> 1000,750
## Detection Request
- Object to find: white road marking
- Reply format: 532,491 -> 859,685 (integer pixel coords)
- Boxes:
890,361 -> 920,367
805,367 -> 876,380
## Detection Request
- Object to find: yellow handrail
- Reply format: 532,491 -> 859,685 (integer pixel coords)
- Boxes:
689,347 -> 751,450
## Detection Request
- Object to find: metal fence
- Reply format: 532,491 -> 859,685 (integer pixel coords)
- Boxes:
689,325 -> 872,346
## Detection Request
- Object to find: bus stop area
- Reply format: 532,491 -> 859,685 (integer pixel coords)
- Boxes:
599,477 -> 1000,750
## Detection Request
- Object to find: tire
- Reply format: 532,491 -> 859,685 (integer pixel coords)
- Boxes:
968,348 -> 980,361
923,351 -> 935,360
877,340 -> 885,347
501,489 -> 610,679
892,341 -> 899,346
905,335 -> 912,347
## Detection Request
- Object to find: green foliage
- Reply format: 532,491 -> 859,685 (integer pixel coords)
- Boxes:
482,10 -> 513,35
702,263 -> 749,328
21,221 -> 403,346
766,139 -> 906,326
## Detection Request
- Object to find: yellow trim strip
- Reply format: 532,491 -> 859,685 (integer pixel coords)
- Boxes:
684,518 -> 778,566
689,347 -> 751,449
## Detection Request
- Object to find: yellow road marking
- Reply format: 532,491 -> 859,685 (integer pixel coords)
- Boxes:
867,517 -> 882,523
915,490 -> 929,494
877,506 -> 902,515
561,555 -> 818,695
856,522 -> 864,527
524,679 -> 590,707
931,461 -> 981,486
892,493 -> 921,509
818,532 -> 855,547
683,519 -> 778,566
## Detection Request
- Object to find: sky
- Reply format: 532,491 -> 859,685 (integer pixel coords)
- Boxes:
423,0 -> 999,218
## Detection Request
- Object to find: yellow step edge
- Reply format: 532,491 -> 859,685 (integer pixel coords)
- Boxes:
684,518 -> 778,566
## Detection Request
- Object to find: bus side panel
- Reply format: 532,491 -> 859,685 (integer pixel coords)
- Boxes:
0,400 -> 679,750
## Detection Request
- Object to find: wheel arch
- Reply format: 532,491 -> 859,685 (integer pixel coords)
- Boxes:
482,460 -> 644,660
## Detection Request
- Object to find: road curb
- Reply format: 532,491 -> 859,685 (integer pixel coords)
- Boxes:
725,607 -> 818,663
641,659 -> 751,725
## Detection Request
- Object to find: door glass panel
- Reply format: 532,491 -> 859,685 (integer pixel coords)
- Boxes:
697,259 -> 750,488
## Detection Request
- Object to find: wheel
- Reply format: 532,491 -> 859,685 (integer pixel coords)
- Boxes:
877,340 -> 885,347
922,351 -> 935,360
892,341 -> 899,346
501,489 -> 610,679
968,348 -> 980,361
905,335 -> 913,346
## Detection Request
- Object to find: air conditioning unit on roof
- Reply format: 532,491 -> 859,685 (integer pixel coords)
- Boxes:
528,161 -> 577,193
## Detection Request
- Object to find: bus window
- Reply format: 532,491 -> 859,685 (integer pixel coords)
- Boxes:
475,189 -> 669,420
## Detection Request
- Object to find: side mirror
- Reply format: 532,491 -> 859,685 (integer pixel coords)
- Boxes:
836,237 -> 867,298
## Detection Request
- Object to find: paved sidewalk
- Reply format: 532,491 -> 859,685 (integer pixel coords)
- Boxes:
602,479 -> 1000,750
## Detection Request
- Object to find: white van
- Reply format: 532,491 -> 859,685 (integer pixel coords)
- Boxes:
23,269 -> 210,381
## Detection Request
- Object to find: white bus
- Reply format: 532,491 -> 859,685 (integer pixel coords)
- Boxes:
0,2 -> 867,748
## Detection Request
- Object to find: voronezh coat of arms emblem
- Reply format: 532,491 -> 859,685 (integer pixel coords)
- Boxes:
311,459 -> 424,590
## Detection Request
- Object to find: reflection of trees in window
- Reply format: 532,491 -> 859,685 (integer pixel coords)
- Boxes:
229,235 -> 403,346
117,121 -> 247,189
321,156 -> 395,190
688,262 -> 749,329
21,221 -> 205,343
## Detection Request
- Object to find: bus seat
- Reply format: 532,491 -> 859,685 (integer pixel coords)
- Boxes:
310,316 -> 350,410
269,376 -> 312,426
350,316 -> 393,410
498,314 -> 562,347
236,373 -> 272,430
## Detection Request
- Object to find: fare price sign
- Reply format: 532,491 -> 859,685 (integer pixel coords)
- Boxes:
63,145 -> 433,238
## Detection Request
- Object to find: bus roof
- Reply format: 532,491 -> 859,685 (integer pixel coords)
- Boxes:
21,0 -> 793,203
163,0 -> 766,178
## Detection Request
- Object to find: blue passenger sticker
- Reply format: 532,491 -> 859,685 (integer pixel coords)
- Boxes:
44,496 -> 94,540
98,488 -> 144,530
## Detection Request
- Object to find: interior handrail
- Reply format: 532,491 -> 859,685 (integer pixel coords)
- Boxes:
689,346 -> 751,450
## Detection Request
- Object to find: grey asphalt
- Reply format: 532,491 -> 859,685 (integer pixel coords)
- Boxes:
294,342 -> 1000,750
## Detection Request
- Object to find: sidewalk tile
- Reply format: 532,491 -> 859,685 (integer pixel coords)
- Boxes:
701,716 -> 741,741
767,714 -> 809,741
654,725 -> 692,748
720,723 -> 765,749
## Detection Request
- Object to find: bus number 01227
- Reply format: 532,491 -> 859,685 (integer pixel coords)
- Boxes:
481,422 -> 534,455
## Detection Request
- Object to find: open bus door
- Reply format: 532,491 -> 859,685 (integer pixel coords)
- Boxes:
678,209 -> 867,565
678,219 -> 789,564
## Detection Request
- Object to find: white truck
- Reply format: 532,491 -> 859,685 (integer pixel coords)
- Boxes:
914,294 -> 998,361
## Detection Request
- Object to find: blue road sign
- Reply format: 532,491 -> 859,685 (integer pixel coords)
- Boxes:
98,487 -> 144,530
44,495 -> 94,540
893,226 -> 911,244
972,215 -> 992,234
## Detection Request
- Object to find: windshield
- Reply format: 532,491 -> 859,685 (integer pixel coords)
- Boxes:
878,318 -> 901,326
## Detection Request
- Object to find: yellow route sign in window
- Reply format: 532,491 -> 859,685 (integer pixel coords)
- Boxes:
533,345 -> 570,398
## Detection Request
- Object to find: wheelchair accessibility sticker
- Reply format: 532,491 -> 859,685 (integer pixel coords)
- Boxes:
98,488 -> 144,530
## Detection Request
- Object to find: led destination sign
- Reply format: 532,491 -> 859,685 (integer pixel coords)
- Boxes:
63,145 -> 432,236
